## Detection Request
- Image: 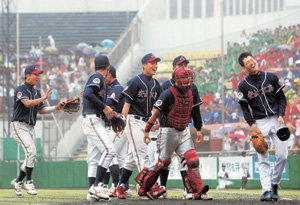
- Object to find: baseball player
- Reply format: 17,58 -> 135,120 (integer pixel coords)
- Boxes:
116,53 -> 163,199
160,55 -> 202,199
86,65 -> 126,201
237,52 -> 288,201
82,55 -> 119,201
10,65 -> 64,196
135,66 -> 210,200
216,164 -> 233,190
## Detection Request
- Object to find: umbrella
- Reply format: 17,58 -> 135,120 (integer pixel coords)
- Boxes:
229,133 -> 246,139
76,42 -> 89,50
83,48 -> 97,55
100,39 -> 115,47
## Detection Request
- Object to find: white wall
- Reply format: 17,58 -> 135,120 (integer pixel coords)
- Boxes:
1,0 -> 146,13
138,8 -> 300,55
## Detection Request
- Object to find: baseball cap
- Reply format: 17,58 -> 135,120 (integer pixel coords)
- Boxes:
141,53 -> 161,64
24,65 -> 43,75
109,65 -> 116,77
95,55 -> 110,68
173,55 -> 190,66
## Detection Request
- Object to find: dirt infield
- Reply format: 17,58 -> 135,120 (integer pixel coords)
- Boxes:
1,189 -> 299,204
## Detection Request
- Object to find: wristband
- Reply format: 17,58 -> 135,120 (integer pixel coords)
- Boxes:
145,121 -> 154,133
44,106 -> 56,113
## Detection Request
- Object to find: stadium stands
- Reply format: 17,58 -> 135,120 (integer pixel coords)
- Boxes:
0,11 -> 137,52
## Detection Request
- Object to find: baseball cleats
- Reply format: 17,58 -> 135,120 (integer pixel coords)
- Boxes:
88,184 -> 110,200
116,184 -> 126,199
150,184 -> 166,199
11,178 -> 22,196
107,184 -> 116,197
201,193 -> 213,200
183,189 -> 193,200
158,186 -> 167,199
125,188 -> 133,197
271,184 -> 279,201
24,180 -> 37,195
86,193 -> 100,202
260,191 -> 273,202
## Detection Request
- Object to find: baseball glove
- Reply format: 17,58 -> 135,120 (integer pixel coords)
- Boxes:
111,112 -> 126,133
61,97 -> 80,113
250,132 -> 268,154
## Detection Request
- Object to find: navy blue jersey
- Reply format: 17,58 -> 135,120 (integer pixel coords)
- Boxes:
238,71 -> 287,126
122,73 -> 161,118
154,86 -> 203,130
82,72 -> 107,116
11,82 -> 45,126
105,79 -> 124,126
161,78 -> 174,91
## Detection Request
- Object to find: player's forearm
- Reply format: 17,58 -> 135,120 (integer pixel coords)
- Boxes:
145,108 -> 160,133
191,105 -> 202,131
122,102 -> 131,118
239,102 -> 255,126
276,91 -> 287,116
21,97 -> 46,108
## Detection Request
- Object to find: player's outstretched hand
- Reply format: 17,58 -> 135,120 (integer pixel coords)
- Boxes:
144,132 -> 151,145
44,87 -> 53,100
195,131 -> 203,143
250,124 -> 261,134
103,105 -> 114,120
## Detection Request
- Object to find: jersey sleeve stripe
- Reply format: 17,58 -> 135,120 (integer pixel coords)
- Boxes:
122,91 -> 133,101
275,84 -> 285,94
193,102 -> 202,107
153,105 -> 162,112
107,97 -> 118,103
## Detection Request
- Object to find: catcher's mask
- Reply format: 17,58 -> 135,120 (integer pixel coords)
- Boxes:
172,67 -> 194,93
276,123 -> 290,141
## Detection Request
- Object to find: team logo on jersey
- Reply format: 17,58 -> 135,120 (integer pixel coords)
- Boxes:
155,100 -> 162,106
110,92 -> 116,99
93,78 -> 100,83
17,92 -> 22,99
237,92 -> 243,99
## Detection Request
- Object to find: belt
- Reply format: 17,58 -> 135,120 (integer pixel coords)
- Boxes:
83,114 -> 105,119
134,115 -> 149,122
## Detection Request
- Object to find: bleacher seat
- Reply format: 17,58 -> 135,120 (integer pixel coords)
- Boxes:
0,11 -> 137,53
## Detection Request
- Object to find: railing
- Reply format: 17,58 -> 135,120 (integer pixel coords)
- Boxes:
107,15 -> 141,66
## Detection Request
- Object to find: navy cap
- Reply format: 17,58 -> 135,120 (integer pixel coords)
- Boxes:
95,55 -> 110,68
173,55 -> 189,66
141,53 -> 161,64
25,65 -> 43,75
109,65 -> 116,77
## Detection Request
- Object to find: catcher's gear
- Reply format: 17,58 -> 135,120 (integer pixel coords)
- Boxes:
167,87 -> 193,131
111,112 -> 126,133
276,123 -> 290,141
61,97 -> 80,113
251,132 -> 268,154
172,66 -> 194,93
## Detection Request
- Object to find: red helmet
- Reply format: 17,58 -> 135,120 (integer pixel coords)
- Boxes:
172,67 -> 194,93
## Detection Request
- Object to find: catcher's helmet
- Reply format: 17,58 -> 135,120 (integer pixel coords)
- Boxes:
172,67 -> 194,93
276,123 -> 290,141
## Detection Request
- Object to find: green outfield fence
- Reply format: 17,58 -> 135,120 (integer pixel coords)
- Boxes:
0,155 -> 299,189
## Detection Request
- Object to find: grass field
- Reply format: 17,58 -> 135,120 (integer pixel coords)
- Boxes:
1,188 -> 300,204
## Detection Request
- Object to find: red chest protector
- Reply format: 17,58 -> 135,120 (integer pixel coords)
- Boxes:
167,87 -> 193,131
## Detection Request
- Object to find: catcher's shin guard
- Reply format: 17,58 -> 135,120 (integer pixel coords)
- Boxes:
134,159 -> 171,199
184,149 -> 209,200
